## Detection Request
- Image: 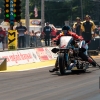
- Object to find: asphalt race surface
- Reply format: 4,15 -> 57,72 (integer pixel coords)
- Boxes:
0,58 -> 100,100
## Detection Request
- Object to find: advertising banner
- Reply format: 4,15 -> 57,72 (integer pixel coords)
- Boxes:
43,47 -> 53,60
35,48 -> 49,61
29,49 -> 40,62
0,50 -> 34,66
8,30 -> 17,50
0,47 -> 57,67
48,47 -> 58,59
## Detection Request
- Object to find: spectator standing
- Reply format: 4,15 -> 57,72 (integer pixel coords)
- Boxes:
81,15 -> 96,55
81,15 -> 96,42
30,30 -> 37,47
35,31 -> 42,47
73,17 -> 82,36
0,27 -> 6,50
16,22 -> 27,48
43,22 -> 52,46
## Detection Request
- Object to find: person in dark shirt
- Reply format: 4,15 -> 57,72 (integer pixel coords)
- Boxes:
81,15 -> 96,55
81,15 -> 96,42
73,17 -> 82,36
43,22 -> 52,46
16,22 -> 27,48
0,27 -> 6,50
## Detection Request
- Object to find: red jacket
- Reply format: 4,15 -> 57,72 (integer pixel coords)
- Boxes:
0,30 -> 6,37
0,28 -> 6,42
53,31 -> 83,41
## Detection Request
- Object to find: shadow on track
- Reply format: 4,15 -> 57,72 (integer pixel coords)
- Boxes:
51,70 -> 91,76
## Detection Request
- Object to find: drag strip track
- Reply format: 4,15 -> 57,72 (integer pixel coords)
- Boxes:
0,58 -> 100,100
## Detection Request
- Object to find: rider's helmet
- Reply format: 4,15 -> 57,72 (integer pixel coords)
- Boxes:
62,25 -> 71,35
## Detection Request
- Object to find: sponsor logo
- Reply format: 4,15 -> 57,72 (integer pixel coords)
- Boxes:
44,48 -> 52,59
2,52 -> 33,63
8,30 -> 17,50
31,20 -> 41,25
35,48 -> 49,61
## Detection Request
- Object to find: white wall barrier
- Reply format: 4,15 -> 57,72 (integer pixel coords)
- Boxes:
47,47 -> 58,59
0,47 -> 58,67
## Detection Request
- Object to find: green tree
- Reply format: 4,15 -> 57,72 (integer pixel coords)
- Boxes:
1,0 -> 99,26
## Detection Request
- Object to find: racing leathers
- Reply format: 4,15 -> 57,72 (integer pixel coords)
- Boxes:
53,30 -> 83,41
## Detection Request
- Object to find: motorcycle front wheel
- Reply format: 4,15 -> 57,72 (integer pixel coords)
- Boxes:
58,53 -> 67,75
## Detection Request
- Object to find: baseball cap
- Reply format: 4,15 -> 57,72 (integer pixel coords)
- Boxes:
76,17 -> 81,20
85,15 -> 91,18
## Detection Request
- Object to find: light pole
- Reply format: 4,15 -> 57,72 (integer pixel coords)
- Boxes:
41,0 -> 45,31
0,8 -> 1,20
25,0 -> 30,47
25,0 -> 29,32
0,8 -> 1,14
81,0 -> 83,21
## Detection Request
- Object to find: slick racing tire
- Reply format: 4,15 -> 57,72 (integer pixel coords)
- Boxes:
58,53 -> 66,75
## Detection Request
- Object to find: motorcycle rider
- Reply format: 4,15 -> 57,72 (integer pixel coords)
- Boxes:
49,25 -> 96,72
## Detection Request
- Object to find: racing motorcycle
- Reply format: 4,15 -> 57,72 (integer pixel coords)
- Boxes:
52,36 -> 90,75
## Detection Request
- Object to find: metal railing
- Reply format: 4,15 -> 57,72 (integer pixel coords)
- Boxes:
2,35 -> 53,51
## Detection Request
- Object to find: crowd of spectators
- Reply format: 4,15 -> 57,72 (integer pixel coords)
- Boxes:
0,21 -> 61,50
1,17 -> 99,51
